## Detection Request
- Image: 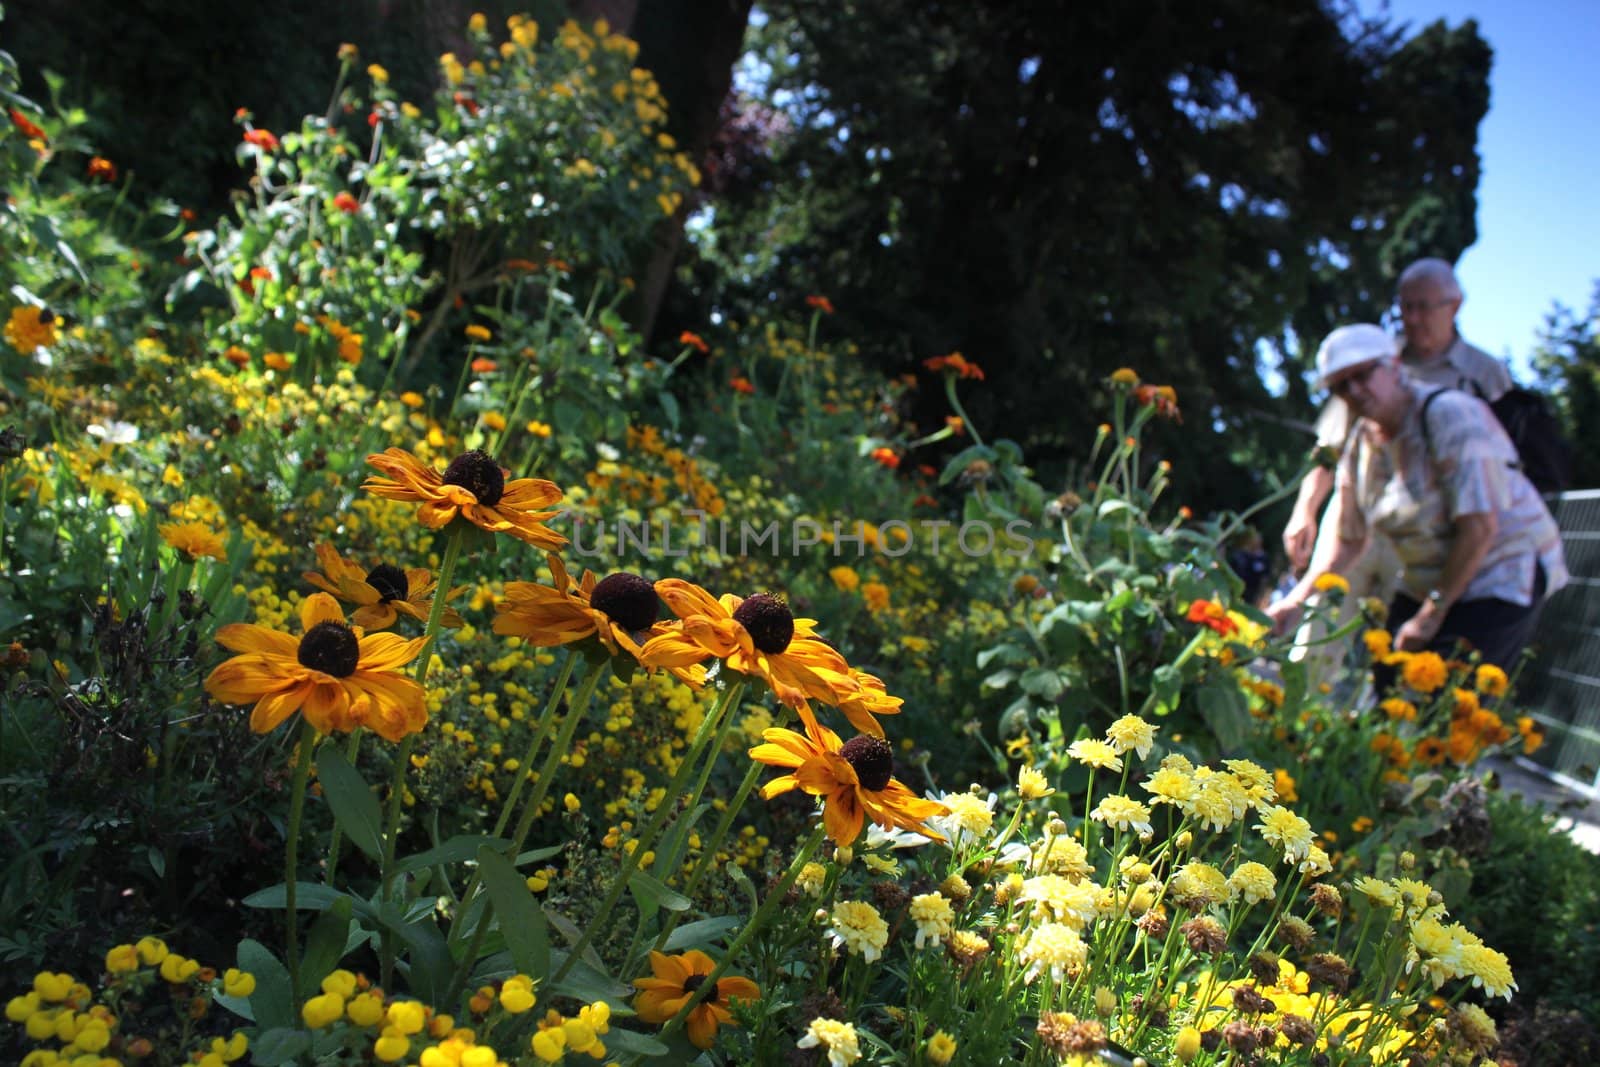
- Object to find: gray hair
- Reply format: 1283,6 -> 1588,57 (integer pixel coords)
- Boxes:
1398,257 -> 1463,300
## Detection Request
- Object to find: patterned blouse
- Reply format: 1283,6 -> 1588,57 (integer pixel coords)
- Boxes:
1334,380 -> 1568,606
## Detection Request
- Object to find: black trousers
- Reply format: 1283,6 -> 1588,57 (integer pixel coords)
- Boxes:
1374,566 -> 1547,691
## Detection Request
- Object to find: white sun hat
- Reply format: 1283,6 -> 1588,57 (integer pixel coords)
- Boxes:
1315,323 -> 1397,389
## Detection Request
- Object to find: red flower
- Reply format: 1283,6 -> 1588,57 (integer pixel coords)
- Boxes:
870,447 -> 900,470
805,294 -> 834,315
923,352 -> 985,380
1185,599 -> 1237,637
250,266 -> 273,280
9,108 -> 45,140
1133,384 -> 1181,421
914,493 -> 938,507
367,110 -> 382,128
453,92 -> 480,117
470,358 -> 498,374
332,191 -> 360,214
678,330 -> 709,354
242,128 -> 280,152
85,156 -> 118,182
729,376 -> 755,395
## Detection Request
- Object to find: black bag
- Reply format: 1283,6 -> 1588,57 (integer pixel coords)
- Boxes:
1420,386 -> 1574,494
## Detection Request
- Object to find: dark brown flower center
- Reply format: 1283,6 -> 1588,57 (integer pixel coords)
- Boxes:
732,593 -> 793,654
297,621 -> 360,677
681,974 -> 718,1000
366,563 -> 409,603
442,449 -> 505,507
840,735 -> 894,791
589,572 -> 658,631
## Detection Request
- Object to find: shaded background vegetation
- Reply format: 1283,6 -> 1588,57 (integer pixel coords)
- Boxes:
7,0 -> 1594,515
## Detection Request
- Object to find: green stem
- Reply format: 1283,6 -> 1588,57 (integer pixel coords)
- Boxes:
493,651 -> 578,839
941,375 -> 984,448
378,524 -> 465,988
284,717 -> 319,1006
508,658 -> 608,855
659,821 -> 828,1042
553,680 -> 742,983
324,727 -> 365,884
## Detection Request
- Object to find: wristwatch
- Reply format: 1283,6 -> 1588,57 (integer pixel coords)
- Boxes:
1425,588 -> 1446,607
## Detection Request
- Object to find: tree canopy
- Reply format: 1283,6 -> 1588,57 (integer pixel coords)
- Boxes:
669,1 -> 1491,512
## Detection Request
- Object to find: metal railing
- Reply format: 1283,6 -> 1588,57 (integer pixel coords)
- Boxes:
1517,489 -> 1600,798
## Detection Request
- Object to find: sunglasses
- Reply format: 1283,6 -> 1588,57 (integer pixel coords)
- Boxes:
1328,362 -> 1385,399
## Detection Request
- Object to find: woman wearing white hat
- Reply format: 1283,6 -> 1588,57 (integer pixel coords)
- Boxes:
1267,323 -> 1567,671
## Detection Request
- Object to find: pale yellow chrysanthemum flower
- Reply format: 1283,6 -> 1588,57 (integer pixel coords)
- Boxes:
798,1018 -> 862,1066
1227,862 -> 1277,906
1031,834 -> 1092,880
1255,805 -> 1314,864
1067,738 -> 1123,772
1018,921 -> 1088,984
1105,714 -> 1158,760
1090,794 -> 1153,836
1169,861 -> 1229,908
1018,765 -> 1055,800
1019,874 -> 1100,929
1143,766 -> 1197,807
826,901 -> 889,963
908,893 -> 955,949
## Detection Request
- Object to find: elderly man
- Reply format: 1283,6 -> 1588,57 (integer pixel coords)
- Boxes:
1269,324 -> 1565,673
1282,258 -> 1513,577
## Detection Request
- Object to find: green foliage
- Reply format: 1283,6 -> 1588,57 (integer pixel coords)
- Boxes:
686,2 -> 1492,517
1531,283 -> 1600,488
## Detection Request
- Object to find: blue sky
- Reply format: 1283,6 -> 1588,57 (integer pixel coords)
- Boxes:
1370,0 -> 1600,377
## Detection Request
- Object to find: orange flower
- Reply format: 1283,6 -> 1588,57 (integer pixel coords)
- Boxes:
923,352 -> 985,380
363,447 -> 567,549
86,156 -> 118,182
749,720 -> 948,846
242,128 -> 280,152
303,543 -> 463,632
9,107 -> 45,140
332,191 -> 360,213
203,593 -> 429,740
493,555 -> 702,684
632,951 -> 759,1050
729,376 -> 755,395
805,294 -> 835,315
470,358 -> 498,374
1133,384 -> 1181,421
1186,599 -> 1237,636
639,582 -> 888,734
678,331 -> 710,354
870,447 -> 900,470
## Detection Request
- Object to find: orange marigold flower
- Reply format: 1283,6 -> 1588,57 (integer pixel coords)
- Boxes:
632,951 -> 759,1050
678,330 -> 710,354
805,294 -> 835,315
729,376 -> 755,395
749,720 -> 948,846
363,447 -> 567,550
1133,383 -> 1181,421
502,258 -> 540,272
203,592 -> 429,740
470,358 -> 498,374
9,107 -> 46,140
1186,599 -> 1237,636
242,128 -> 280,152
160,520 -> 227,561
870,447 -> 900,470
86,156 -> 118,182
331,191 -> 360,213
923,352 -> 985,380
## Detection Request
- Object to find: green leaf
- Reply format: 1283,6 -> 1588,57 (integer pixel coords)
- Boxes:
976,642 -> 1027,669
546,950 -> 629,1003
298,897 -> 354,994
658,390 -> 680,432
315,746 -> 383,860
1019,667 -> 1065,700
248,1028 -> 311,1066
374,904 -> 452,1006
660,916 -> 741,952
394,835 -> 510,876
477,845 -> 550,978
627,870 -> 690,920
938,444 -> 996,486
603,1029 -> 671,1058
237,939 -> 293,1032
1197,682 -> 1251,752
244,883 -> 369,917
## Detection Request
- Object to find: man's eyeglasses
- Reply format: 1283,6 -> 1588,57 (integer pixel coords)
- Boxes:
1328,362 -> 1384,399
1396,297 -> 1455,315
